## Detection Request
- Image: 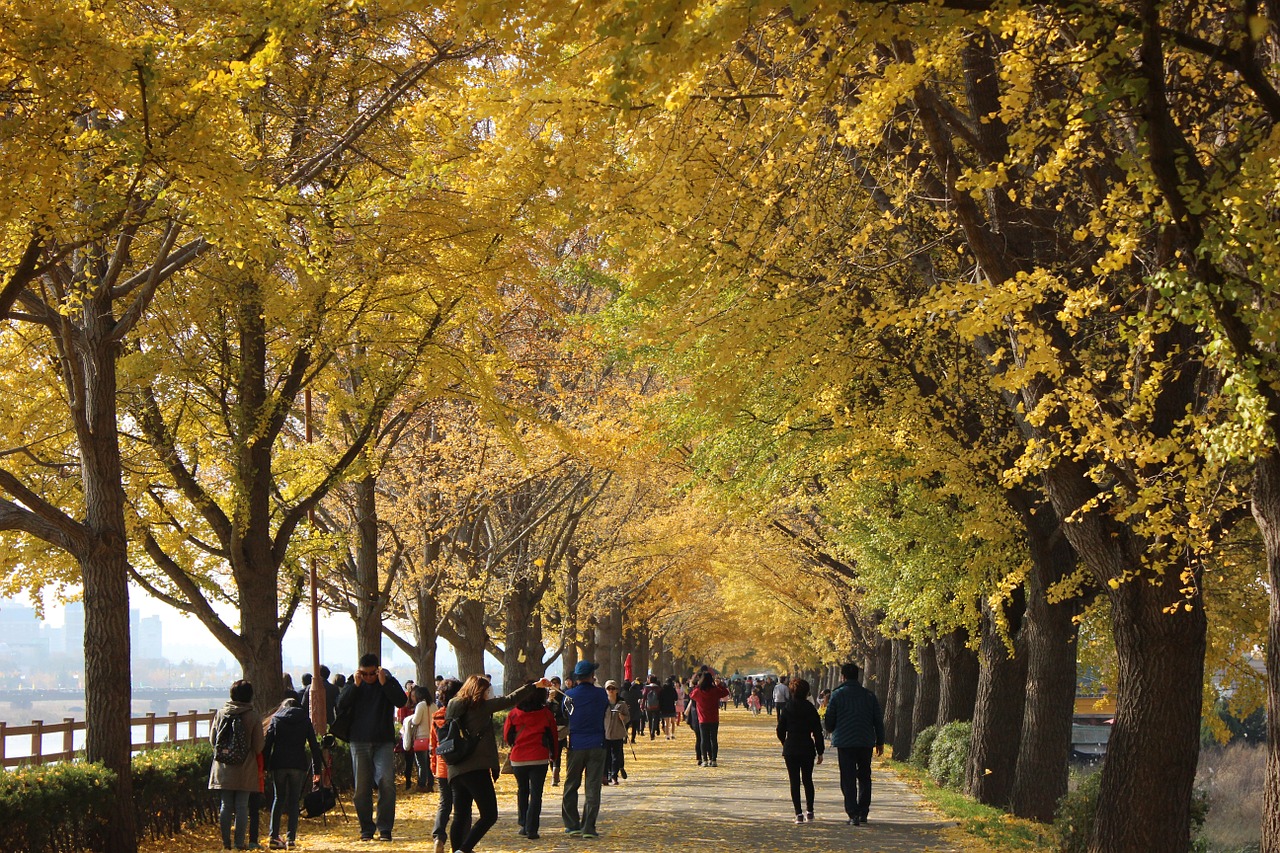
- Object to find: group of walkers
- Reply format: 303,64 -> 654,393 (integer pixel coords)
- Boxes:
208,656 -> 884,852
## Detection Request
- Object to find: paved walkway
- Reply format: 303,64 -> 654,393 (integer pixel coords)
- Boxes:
165,710 -> 961,852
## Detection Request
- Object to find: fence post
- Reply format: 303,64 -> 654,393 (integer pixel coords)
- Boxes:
189,710 -> 199,743
144,712 -> 157,750
31,720 -> 43,765
167,711 -> 178,744
0,721 -> 7,767
63,718 -> 75,761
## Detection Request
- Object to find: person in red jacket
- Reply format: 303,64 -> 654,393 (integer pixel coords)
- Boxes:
428,679 -> 463,853
503,687 -> 559,840
689,671 -> 731,767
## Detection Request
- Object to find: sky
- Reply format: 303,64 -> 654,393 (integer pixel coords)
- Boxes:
28,583 -> 481,680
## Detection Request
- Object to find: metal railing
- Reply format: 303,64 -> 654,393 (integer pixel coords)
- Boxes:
0,709 -> 218,769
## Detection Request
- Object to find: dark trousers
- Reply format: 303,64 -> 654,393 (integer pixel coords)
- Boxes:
604,738 -> 625,781
837,746 -> 874,819
699,721 -> 720,761
431,776 -> 452,841
691,717 -> 703,761
450,769 -> 498,853
784,753 -> 816,814
560,747 -> 606,834
512,763 -> 548,836
646,710 -> 659,738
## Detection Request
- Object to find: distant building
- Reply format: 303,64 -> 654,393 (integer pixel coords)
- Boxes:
129,610 -> 164,662
64,602 -> 85,661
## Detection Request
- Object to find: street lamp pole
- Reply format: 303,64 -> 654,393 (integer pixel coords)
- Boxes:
305,388 -> 326,736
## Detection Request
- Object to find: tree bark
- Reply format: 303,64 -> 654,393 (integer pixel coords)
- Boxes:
936,626 -> 979,724
892,638 -> 918,760
911,641 -> 940,741
1258,452 -> 1280,852
353,473 -> 383,659
965,597 -> 1027,808
1011,505 -> 1081,822
869,634 -> 892,711
883,638 -> 902,748
79,286 -> 138,853
593,608 -> 622,682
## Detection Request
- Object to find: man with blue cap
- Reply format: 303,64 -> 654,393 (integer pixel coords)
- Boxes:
561,660 -> 609,839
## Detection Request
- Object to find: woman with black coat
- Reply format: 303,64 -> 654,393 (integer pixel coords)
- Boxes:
776,678 -> 824,823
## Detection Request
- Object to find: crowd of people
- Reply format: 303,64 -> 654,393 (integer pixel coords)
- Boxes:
207,658 -> 883,852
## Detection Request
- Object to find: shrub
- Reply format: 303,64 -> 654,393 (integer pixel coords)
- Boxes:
0,761 -> 115,852
1054,767 -> 1102,853
132,742 -> 219,839
911,725 -> 939,772
927,720 -> 971,790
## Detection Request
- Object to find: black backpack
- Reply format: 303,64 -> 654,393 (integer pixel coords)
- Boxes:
435,716 -> 479,766
213,712 -> 250,765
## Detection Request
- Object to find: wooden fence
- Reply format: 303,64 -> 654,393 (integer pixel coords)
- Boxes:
0,709 -> 217,769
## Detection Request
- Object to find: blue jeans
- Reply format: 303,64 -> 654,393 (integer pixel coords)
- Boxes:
350,741 -> 397,837
561,747 -> 606,834
270,768 -> 308,842
218,789 -> 251,849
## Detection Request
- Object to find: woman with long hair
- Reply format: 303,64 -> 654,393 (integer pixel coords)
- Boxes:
502,687 -> 559,839
445,674 -> 553,853
429,679 -> 464,853
776,678 -> 824,823
264,697 -> 322,849
689,672 -> 731,767
403,685 -> 434,793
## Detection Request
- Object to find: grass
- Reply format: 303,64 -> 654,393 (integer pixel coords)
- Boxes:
889,760 -> 1057,853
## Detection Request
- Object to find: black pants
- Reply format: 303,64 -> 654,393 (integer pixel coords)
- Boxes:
432,775 -> 452,841
699,721 -> 720,762
837,746 -> 874,819
784,753 -> 816,814
512,764 -> 548,836
605,739 -> 625,781
646,710 -> 659,738
450,768 -> 498,853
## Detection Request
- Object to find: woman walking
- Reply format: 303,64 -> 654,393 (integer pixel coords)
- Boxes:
602,680 -> 630,784
209,680 -> 265,851
776,678 -> 824,823
264,697 -> 323,849
445,674 -> 554,853
502,686 -> 559,839
689,672 -> 730,767
429,679 -> 463,853
402,685 -> 435,793
657,677 -> 678,739
397,681 -> 418,791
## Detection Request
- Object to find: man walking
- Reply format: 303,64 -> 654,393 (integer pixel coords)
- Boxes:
561,660 -> 609,839
337,653 -> 408,841
823,662 -> 885,826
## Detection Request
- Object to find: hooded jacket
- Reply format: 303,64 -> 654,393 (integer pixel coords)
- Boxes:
208,701 -> 265,792
264,704 -> 322,772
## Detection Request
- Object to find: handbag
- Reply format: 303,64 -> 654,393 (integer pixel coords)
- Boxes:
436,717 -> 479,766
302,785 -> 337,818
412,735 -> 431,752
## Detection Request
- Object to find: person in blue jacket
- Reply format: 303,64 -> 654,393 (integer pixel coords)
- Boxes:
823,662 -> 885,826
560,660 -> 609,839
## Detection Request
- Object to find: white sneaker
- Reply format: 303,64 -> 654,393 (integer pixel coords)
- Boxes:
794,814 -> 805,824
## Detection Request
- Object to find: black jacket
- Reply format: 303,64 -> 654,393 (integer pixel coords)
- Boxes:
337,676 -> 408,743
264,705 -> 323,771
777,699 -> 824,757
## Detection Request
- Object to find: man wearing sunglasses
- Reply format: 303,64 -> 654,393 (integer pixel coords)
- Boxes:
336,653 -> 408,841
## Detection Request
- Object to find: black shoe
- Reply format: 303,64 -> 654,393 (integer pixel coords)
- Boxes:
378,832 -> 392,841
527,833 -> 540,840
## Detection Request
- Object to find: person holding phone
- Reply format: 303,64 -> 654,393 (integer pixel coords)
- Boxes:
602,681 -> 630,785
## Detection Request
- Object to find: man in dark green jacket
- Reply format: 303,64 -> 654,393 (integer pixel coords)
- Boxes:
823,663 -> 885,825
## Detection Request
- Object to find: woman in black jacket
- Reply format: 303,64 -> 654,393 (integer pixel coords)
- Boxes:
776,678 -> 824,823
263,697 -> 323,848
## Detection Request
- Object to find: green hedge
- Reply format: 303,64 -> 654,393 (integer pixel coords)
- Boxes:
927,720 -> 972,790
910,724 -> 939,772
0,737 -> 354,853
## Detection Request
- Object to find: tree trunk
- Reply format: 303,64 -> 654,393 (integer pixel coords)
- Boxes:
594,608 -> 622,682
1258,452 -> 1280,852
892,638 -> 918,760
869,634 -> 892,711
936,626 -> 980,723
965,597 -> 1027,808
414,586 -> 438,685
911,641 -> 940,741
79,290 -> 138,853
353,473 -> 383,659
1011,507 -> 1081,822
882,638 -> 902,748
503,584 -> 545,691
634,626 -> 651,682
450,597 -> 488,678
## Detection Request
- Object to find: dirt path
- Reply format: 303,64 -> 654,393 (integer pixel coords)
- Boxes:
165,709 -> 961,852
